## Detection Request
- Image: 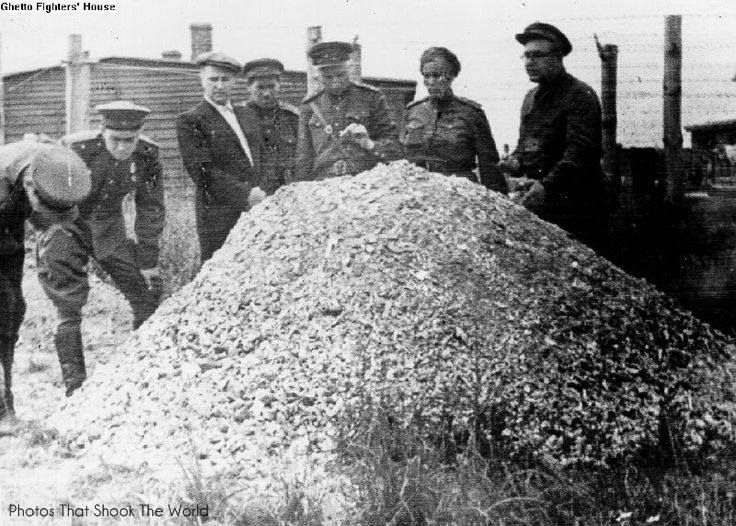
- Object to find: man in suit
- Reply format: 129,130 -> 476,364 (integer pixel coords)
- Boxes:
177,52 -> 264,264
237,58 -> 299,195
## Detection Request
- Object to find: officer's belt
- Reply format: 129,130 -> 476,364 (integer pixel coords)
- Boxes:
413,158 -> 474,174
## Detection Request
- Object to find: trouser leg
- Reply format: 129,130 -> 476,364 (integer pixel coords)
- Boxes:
0,250 -> 25,420
98,239 -> 161,329
36,224 -> 90,395
55,318 -> 85,396
196,201 -> 240,265
0,337 -> 17,419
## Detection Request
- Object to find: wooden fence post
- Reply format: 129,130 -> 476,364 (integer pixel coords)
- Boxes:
663,15 -> 684,206
65,34 -> 91,136
306,26 -> 322,97
596,35 -> 619,197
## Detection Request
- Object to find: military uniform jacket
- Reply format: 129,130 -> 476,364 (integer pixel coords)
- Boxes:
295,82 -> 401,181
401,93 -> 507,193
237,100 -> 299,195
512,70 -> 603,195
63,131 -> 165,269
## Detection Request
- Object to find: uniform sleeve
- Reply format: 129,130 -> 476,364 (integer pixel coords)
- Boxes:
541,88 -> 602,192
134,153 -> 165,269
176,113 -> 211,197
294,105 -> 314,182
473,109 -> 507,194
368,92 -> 401,162
510,92 -> 534,167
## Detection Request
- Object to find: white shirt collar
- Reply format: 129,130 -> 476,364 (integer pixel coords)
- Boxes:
204,95 -> 233,112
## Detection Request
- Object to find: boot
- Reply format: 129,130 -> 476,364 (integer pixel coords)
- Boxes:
55,325 -> 86,397
0,337 -> 19,435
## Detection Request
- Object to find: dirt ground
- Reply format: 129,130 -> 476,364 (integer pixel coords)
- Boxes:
0,250 -> 136,523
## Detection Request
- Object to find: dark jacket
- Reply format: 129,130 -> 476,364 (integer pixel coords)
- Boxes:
0,142 -> 35,256
63,131 -> 165,269
237,100 -> 299,195
401,93 -> 507,193
512,70 -> 606,247
176,101 -> 262,260
295,82 -> 401,181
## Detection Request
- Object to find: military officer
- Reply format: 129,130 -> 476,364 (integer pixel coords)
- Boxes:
502,22 -> 607,252
402,47 -> 507,193
0,138 -> 90,429
38,101 -> 165,396
237,58 -> 300,196
295,41 -> 401,181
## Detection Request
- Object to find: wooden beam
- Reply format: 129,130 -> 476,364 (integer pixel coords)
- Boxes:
65,34 -> 91,136
663,15 -> 684,206
306,26 -> 322,97
596,35 -> 619,200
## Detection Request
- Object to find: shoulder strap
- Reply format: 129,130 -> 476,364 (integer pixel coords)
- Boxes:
308,101 -> 329,128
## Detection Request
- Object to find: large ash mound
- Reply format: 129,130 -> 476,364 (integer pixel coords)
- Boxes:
53,161 -> 735,486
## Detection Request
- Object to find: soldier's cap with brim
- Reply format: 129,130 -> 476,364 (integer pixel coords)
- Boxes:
515,22 -> 572,56
195,51 -> 242,74
29,144 -> 91,210
96,101 -> 150,131
242,58 -> 285,81
309,41 -> 353,68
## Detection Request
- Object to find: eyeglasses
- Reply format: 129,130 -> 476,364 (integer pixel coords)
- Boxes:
521,51 -> 558,61
422,72 -> 452,81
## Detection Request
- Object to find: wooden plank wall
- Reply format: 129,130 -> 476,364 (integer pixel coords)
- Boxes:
4,67 -> 66,143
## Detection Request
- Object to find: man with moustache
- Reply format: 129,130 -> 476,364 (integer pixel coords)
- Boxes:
502,22 -> 607,252
177,52 -> 264,264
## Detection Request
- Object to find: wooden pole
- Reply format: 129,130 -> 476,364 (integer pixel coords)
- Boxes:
65,34 -> 90,136
596,35 -> 618,195
663,15 -> 684,206
306,26 -> 322,97
348,35 -> 362,83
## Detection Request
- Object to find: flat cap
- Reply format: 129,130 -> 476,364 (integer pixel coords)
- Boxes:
195,51 -> 242,73
96,100 -> 150,131
30,144 -> 91,210
242,58 -> 285,81
308,41 -> 353,67
515,22 -> 572,56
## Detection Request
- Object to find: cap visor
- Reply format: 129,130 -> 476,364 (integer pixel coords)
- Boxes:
103,127 -> 140,137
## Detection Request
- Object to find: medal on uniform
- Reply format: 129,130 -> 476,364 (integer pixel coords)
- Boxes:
324,124 -> 333,135
130,162 -> 137,183
334,159 -> 348,176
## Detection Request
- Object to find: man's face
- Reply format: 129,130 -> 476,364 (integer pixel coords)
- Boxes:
248,76 -> 280,108
421,58 -> 454,100
522,39 -> 563,83
319,65 -> 350,95
103,128 -> 140,161
201,65 -> 235,105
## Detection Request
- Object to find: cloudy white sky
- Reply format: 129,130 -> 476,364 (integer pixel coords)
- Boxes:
0,0 -> 735,147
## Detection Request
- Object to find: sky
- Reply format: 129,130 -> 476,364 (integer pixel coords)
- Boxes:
0,0 -> 735,147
